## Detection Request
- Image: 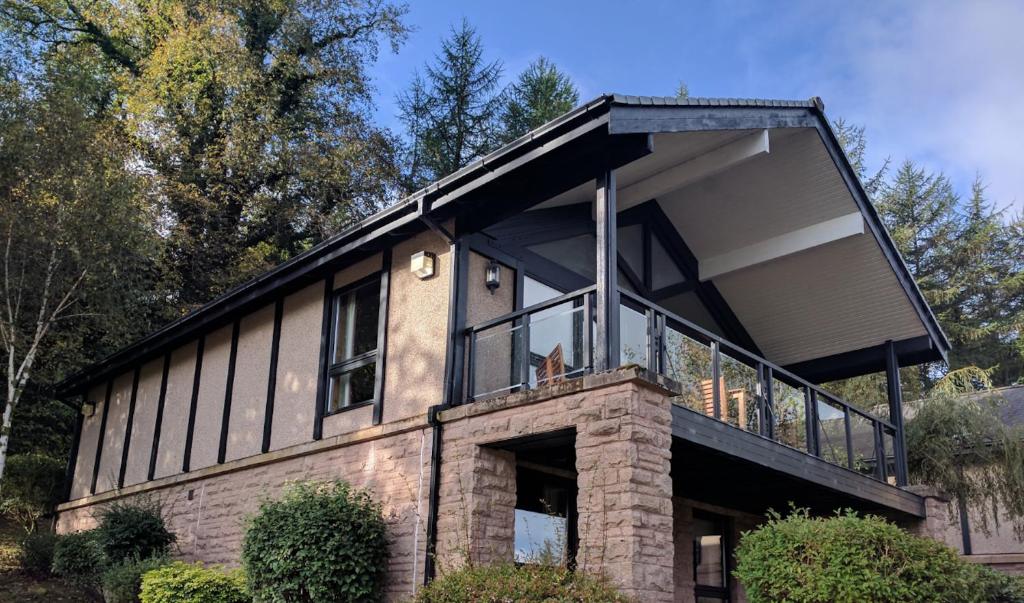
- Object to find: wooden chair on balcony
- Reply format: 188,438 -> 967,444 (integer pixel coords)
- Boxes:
535,343 -> 565,387
700,378 -> 749,430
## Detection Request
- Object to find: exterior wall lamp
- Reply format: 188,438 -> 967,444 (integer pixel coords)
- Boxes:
485,259 -> 501,294
410,251 -> 436,279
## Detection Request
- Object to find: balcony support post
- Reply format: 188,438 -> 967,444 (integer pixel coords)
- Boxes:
885,340 -> 909,486
595,168 -> 620,371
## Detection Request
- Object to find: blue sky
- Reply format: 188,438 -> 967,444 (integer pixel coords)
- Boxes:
369,0 -> 1024,213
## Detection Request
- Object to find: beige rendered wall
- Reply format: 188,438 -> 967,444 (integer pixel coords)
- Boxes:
270,282 -> 323,450
153,341 -> 198,479
224,303 -> 275,462
464,252 -> 515,398
94,371 -> 135,493
122,357 -> 165,487
69,383 -> 107,499
382,233 -> 451,423
189,324 -> 233,471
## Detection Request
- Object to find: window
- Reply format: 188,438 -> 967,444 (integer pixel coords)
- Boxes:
326,277 -> 382,413
514,465 -> 577,566
693,512 -> 731,602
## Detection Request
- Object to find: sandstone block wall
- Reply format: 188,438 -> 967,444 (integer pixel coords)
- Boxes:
58,424 -> 432,602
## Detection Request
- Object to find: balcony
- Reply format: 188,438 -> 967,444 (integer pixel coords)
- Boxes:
464,285 -> 902,485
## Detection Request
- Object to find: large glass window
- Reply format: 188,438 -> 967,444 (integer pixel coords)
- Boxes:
694,513 -> 730,602
327,277 -> 381,413
514,466 -> 576,566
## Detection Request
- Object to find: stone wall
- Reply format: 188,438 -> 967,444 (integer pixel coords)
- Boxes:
434,369 -> 675,602
58,419 -> 433,602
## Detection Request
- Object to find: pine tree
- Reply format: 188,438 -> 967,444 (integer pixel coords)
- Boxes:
499,57 -> 578,143
398,19 -> 504,191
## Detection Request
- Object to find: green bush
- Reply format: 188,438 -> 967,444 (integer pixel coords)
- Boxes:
52,529 -> 107,593
96,499 -> 176,563
19,530 -> 57,577
102,556 -> 169,603
0,453 -> 66,533
139,561 -> 248,603
415,563 -> 630,603
241,480 -> 388,602
734,508 -> 1024,603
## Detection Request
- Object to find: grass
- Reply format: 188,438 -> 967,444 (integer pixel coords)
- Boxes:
0,517 -> 97,602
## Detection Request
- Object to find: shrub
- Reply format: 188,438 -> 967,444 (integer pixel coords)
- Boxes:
96,499 -> 176,563
52,529 -> 107,593
139,561 -> 248,603
734,508 -> 1024,603
102,556 -> 169,603
19,530 -> 57,577
0,453 -> 66,533
415,563 -> 630,603
241,480 -> 388,602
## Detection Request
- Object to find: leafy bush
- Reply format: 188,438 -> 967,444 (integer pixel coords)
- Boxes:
52,529 -> 107,593
415,563 -> 630,603
734,508 -> 1024,603
241,480 -> 388,602
96,499 -> 176,563
139,561 -> 248,603
102,556 -> 169,603
19,530 -> 57,577
0,453 -> 66,532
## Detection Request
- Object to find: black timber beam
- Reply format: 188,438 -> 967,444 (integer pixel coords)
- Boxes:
671,404 -> 925,517
784,335 -> 937,384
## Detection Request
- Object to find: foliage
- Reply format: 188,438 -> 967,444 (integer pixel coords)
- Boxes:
500,56 -> 579,143
241,480 -> 388,603
52,529 -> 107,593
102,555 -> 169,603
0,453 -> 65,532
95,499 -> 176,564
734,508 -> 1024,603
398,18 -> 504,190
18,530 -> 57,577
415,563 -> 631,603
139,561 -> 248,603
0,46 -> 166,484
1,0 -> 410,310
906,391 -> 1024,537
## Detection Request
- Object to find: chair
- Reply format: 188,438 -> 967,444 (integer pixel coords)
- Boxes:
700,378 -> 749,430
535,343 -> 566,386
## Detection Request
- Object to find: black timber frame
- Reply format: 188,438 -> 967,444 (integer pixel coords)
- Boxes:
262,299 -> 285,453
117,366 -> 141,488
147,353 -> 171,481
182,336 -> 204,473
217,319 -> 241,464
90,380 -> 113,494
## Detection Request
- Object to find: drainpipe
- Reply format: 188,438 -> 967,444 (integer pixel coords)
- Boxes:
423,404 -> 444,584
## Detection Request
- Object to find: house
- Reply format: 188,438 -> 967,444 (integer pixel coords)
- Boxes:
940,384 -> 1024,575
55,95 -> 954,603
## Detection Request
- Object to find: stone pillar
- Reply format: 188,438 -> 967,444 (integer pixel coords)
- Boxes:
576,382 -> 674,602
905,485 -> 954,543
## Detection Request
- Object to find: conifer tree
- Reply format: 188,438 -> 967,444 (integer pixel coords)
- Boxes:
499,57 -> 578,143
398,19 -> 503,191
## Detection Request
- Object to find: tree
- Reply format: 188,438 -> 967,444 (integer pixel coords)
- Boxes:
0,48 -> 162,486
906,391 -> 1024,539
1,0 -> 410,311
675,81 -> 689,100
499,56 -> 578,143
397,18 -> 503,191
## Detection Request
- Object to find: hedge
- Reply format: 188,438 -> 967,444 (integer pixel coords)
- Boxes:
734,508 -> 1024,603
140,561 -> 248,603
241,480 -> 388,602
415,563 -> 630,603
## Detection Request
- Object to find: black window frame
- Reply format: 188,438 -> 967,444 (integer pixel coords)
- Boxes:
323,272 -> 388,418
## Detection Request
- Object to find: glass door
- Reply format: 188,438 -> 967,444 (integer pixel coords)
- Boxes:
693,512 -> 731,602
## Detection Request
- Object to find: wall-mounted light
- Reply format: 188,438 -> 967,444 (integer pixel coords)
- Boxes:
485,259 -> 501,294
410,251 -> 436,279
81,401 -> 96,417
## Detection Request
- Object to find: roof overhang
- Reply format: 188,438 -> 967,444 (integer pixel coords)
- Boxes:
57,94 -> 949,396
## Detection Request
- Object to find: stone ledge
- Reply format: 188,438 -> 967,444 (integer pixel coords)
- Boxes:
439,366 -> 677,423
57,412 -> 429,512
963,553 -> 1024,565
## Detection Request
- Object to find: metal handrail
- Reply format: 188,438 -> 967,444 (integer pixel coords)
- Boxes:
467,285 -> 597,333
619,289 -> 896,431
